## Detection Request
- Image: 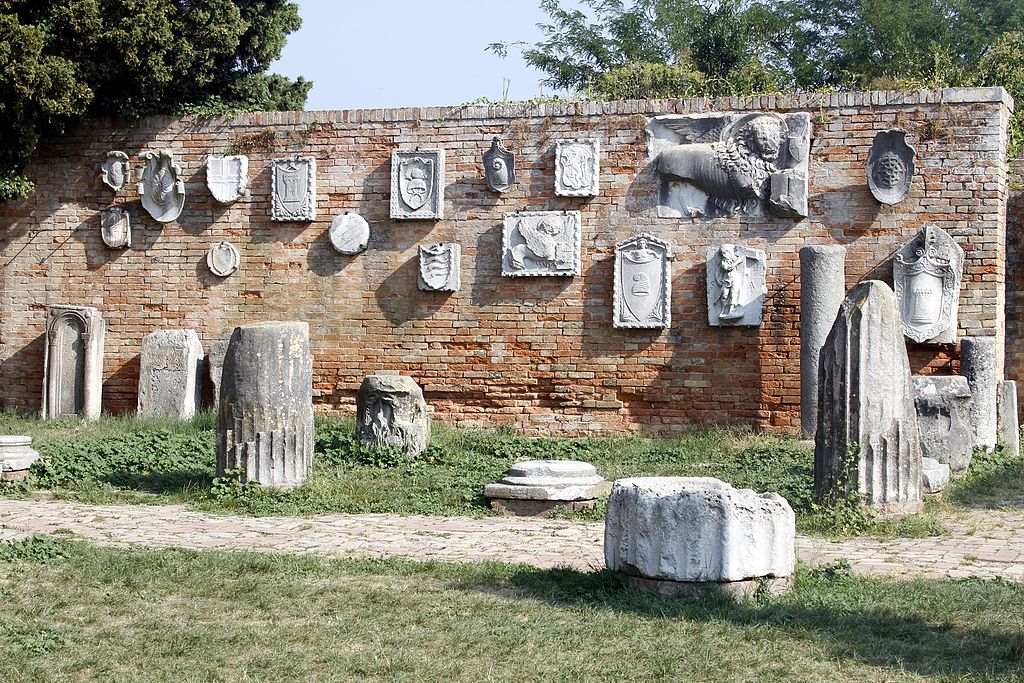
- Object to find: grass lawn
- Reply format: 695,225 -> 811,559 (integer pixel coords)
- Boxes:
1,537 -> 1023,682
2,410 -> 1023,539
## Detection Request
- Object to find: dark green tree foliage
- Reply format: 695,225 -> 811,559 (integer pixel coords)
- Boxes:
0,0 -> 310,201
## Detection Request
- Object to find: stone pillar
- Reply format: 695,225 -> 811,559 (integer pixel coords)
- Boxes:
800,244 -> 846,436
217,321 -> 314,487
814,280 -> 922,515
998,380 -> 1020,457
137,329 -> 203,420
960,337 -> 997,449
42,305 -> 105,421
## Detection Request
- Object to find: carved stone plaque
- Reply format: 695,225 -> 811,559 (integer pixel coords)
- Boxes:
206,154 -> 249,203
391,150 -> 444,220
207,240 -> 240,277
418,242 -> 461,291
613,233 -> 672,329
867,129 -> 916,205
649,112 -> 811,218
43,305 -> 105,421
502,211 -> 581,277
483,137 -> 516,193
893,225 -> 963,343
137,149 -> 185,223
555,139 -> 599,197
100,207 -> 131,249
329,213 -> 370,255
706,243 -> 767,326
272,157 -> 316,221
101,151 -> 130,191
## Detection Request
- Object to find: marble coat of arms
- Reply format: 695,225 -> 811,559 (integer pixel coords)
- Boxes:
271,157 -> 316,221
613,234 -> 672,329
893,225 -> 963,344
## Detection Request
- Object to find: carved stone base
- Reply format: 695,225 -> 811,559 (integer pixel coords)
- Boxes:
488,497 -> 600,517
625,574 -> 793,601
1,468 -> 31,482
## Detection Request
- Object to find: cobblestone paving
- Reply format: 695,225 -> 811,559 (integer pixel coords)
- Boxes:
1,499 -> 1022,581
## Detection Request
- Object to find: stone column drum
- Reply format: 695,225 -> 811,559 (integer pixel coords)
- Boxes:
42,305 -> 105,421
137,329 -> 204,420
960,337 -> 997,450
800,244 -> 846,436
814,280 -> 923,515
217,321 -> 314,487
0,436 -> 40,482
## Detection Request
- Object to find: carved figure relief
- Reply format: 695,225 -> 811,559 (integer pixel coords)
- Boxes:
893,225 -> 964,344
614,234 -> 672,329
418,242 -> 461,292
648,112 -> 811,218
137,149 -> 185,223
391,150 -> 445,220
100,207 -> 131,249
207,241 -> 240,277
356,375 -> 431,457
101,151 -> 130,191
706,243 -> 767,326
483,138 -> 516,193
502,210 -> 581,277
206,154 -> 249,203
271,157 -> 316,221
555,139 -> 599,197
867,129 -> 916,205
329,212 -> 370,255
42,305 -> 105,421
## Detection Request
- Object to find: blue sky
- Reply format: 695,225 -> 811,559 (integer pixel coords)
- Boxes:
271,1 -> 578,110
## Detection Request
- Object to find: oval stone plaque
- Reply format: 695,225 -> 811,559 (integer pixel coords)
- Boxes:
207,240 -> 240,277
329,212 -> 370,255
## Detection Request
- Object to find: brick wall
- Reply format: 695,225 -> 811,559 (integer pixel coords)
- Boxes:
1006,159 -> 1024,405
0,87 -> 1013,435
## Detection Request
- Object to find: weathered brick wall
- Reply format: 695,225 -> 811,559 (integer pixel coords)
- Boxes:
0,87 -> 1012,435
1006,159 -> 1024,404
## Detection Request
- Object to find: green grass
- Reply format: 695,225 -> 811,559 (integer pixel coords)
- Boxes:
1,536 -> 1023,682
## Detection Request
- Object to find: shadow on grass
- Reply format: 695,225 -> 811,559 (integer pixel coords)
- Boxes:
100,469 -> 214,495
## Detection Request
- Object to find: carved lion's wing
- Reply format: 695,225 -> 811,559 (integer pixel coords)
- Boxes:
518,219 -> 554,259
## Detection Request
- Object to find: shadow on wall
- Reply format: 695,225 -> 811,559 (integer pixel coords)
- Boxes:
0,332 -> 46,415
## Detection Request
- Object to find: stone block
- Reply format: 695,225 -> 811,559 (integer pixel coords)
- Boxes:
137,329 -> 203,420
922,457 -> 950,494
356,374 -> 430,457
43,305 -> 105,421
485,460 -> 609,515
960,337 -> 997,449
998,380 -> 1020,457
0,436 -> 39,482
912,375 -> 973,472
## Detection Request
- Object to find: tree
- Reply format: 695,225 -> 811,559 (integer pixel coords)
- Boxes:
0,0 -> 311,201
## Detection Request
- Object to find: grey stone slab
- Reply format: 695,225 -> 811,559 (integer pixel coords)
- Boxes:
100,207 -> 131,249
502,211 -> 581,277
707,243 -> 766,327
960,337 -> 998,449
137,329 -> 203,420
42,305 -> 105,421
271,157 -> 316,221
800,244 -> 846,436
484,460 -> 608,502
867,129 -> 915,205
555,139 -> 599,197
613,233 -> 672,329
418,243 -> 460,292
922,457 -> 950,494
356,374 -> 430,457
912,375 -> 973,472
998,380 -> 1020,457
390,150 -> 444,220
893,225 -> 963,344
137,149 -> 185,223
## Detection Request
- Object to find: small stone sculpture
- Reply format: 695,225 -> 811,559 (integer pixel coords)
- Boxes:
555,139 -> 599,197
0,436 -> 40,482
355,374 -> 430,457
483,137 -> 516,193
604,477 -> 795,599
100,207 -> 131,249
921,457 -> 950,494
799,244 -> 846,436
137,329 -> 204,420
502,210 -> 581,277
648,112 -> 811,218
217,321 -> 314,487
328,213 -> 370,255
912,375 -> 974,472
998,380 -> 1020,457
867,129 -> 916,205
42,305 -> 105,421
613,233 -> 672,329
485,460 -> 610,516
272,157 -> 316,221
138,149 -> 185,223
101,151 -> 131,191
418,242 -> 461,291
815,281 -> 923,515
207,241 -> 240,277
960,337 -> 997,449
391,150 -> 444,220
706,243 -> 767,326
206,154 -> 249,203
893,225 -> 963,344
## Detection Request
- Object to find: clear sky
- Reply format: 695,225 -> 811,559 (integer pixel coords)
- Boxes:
271,0 -> 577,111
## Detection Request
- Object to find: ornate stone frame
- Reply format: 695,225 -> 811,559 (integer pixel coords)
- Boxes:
390,149 -> 445,220
613,233 -> 672,329
271,156 -> 317,221
501,210 -> 582,277
42,305 -> 105,421
555,139 -> 600,197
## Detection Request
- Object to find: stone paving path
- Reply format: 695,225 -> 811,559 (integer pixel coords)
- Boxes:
1,498 -> 1022,581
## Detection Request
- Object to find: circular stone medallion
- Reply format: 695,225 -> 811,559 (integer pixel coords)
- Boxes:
207,240 -> 240,277
329,213 -> 370,255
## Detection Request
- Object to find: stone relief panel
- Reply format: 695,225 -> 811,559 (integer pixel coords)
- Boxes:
706,243 -> 767,326
867,129 -> 915,205
206,154 -> 249,203
648,112 -> 811,218
101,151 -> 130,191
893,224 -> 964,344
207,240 -> 240,277
42,305 -> 105,421
271,156 -> 316,221
418,242 -> 461,292
100,207 -> 131,249
483,137 -> 516,193
613,233 -> 672,329
555,139 -> 599,197
502,210 -> 582,277
391,150 -> 445,220
329,212 -> 370,255
137,149 -> 185,223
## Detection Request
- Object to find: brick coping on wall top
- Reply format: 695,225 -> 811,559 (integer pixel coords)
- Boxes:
95,86 -> 1014,131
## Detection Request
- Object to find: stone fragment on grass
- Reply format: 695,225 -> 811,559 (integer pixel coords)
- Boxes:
912,375 -> 973,473
922,457 -> 950,494
137,329 -> 203,420
0,436 -> 39,482
356,374 -> 430,457
997,380 -> 1020,457
485,460 -> 610,516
